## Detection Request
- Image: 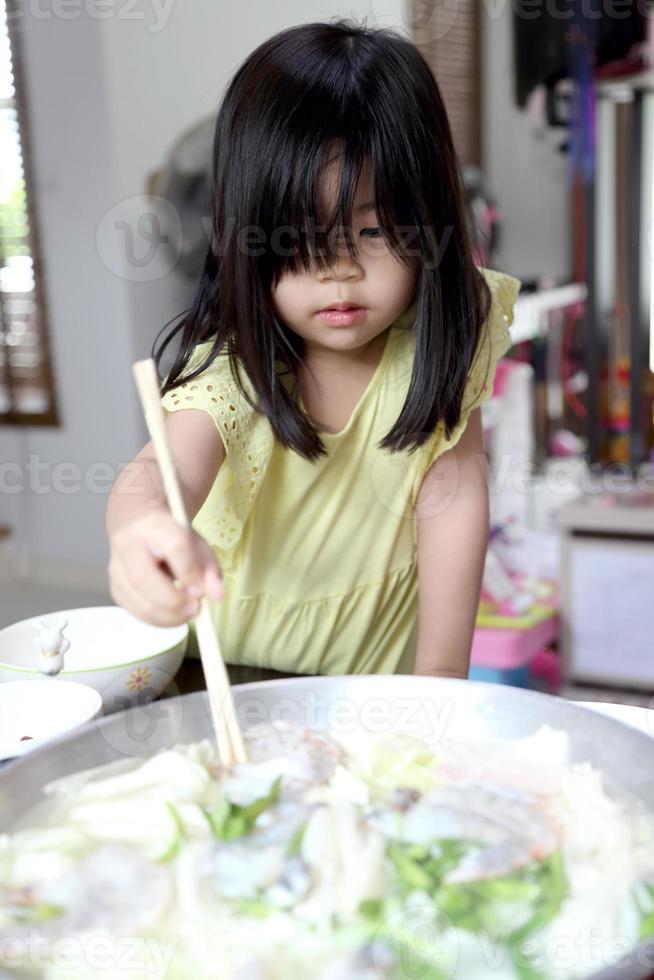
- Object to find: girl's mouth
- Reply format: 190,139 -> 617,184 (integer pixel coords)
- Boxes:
316,306 -> 367,326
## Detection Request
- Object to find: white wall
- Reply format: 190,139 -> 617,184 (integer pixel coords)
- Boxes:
0,8 -> 140,588
482,0 -> 572,284
0,1 -> 406,588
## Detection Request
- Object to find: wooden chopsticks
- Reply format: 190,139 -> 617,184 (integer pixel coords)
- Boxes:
132,359 -> 247,766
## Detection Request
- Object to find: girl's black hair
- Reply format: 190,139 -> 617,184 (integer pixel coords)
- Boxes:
153,17 -> 492,461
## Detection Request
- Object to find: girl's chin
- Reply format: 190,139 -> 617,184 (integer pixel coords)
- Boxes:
308,327 -> 375,351
300,333 -> 390,364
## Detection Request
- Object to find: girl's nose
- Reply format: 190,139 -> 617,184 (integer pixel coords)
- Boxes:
319,252 -> 363,282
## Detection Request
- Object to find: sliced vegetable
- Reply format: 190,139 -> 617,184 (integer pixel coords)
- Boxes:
388,838 -> 478,896
10,901 -> 64,924
154,802 -> 186,863
234,897 -> 276,919
359,898 -> 385,921
386,836 -> 567,948
204,776 -> 283,842
387,933 -> 448,980
636,882 -> 654,939
388,842 -> 433,892
287,818 -> 308,857
437,849 -> 567,940
349,734 -> 438,799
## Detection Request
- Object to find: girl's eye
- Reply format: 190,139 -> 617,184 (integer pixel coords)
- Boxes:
361,227 -> 384,238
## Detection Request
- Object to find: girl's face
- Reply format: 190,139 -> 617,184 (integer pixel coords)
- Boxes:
271,154 -> 418,356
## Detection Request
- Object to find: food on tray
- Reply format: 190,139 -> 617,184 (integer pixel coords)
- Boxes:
1,722 -> 653,979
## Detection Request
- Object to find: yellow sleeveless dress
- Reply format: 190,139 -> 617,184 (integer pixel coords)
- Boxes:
161,266 -> 521,675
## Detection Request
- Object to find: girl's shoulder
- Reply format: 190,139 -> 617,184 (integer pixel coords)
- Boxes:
470,265 -> 523,395
161,342 -> 270,458
161,340 -> 273,485
161,342 -> 254,413
161,342 -> 274,567
477,263 -> 522,297
455,263 -> 523,417
476,265 -> 522,342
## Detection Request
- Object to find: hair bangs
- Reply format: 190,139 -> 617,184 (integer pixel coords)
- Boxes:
155,18 -> 492,462
264,132 -> 419,287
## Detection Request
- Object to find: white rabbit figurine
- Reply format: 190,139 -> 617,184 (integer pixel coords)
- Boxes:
33,618 -> 71,676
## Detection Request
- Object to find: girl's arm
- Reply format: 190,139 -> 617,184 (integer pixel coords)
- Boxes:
105,409 -> 226,626
414,407 -> 489,678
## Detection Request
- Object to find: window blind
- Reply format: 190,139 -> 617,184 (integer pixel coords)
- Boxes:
410,0 -> 482,167
0,0 -> 58,425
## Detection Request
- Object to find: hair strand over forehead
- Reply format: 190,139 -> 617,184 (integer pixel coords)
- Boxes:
154,17 -> 491,461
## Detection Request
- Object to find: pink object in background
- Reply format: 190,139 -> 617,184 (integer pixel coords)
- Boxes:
548,429 -> 585,457
471,613 -> 559,671
470,609 -> 560,688
531,647 -> 562,693
491,358 -> 515,398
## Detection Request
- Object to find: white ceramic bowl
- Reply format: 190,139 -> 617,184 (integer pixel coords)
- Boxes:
0,607 -> 189,713
0,679 -> 103,761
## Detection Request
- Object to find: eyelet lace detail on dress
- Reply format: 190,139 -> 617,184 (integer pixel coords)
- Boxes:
161,344 -> 274,570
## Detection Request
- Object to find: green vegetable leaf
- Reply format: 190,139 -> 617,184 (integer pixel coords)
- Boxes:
234,898 -> 275,919
388,842 -> 433,892
287,819 -> 308,857
388,935 -> 448,980
511,956 -> 549,980
640,911 -> 654,940
506,851 -> 567,977
637,882 -> 654,940
383,842 -> 566,979
13,902 -> 65,924
359,898 -> 385,921
156,801 -> 186,863
203,776 -> 283,842
511,850 -> 567,940
386,838 -> 566,970
434,850 -> 567,943
387,839 -> 478,897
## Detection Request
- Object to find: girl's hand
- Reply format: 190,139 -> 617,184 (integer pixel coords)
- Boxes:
108,509 -> 224,627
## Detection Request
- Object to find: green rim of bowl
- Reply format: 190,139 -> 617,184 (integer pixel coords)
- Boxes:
0,634 -> 188,675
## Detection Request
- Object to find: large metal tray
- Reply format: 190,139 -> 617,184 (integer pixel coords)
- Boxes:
1,676 -> 654,980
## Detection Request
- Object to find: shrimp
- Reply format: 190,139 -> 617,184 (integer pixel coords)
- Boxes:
367,779 -> 560,884
244,723 -> 342,784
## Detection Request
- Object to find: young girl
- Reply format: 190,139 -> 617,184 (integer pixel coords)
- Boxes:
106,18 -> 521,682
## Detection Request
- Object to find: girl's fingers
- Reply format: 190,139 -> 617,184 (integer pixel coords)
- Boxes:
155,526 -> 207,593
121,544 -> 194,615
202,566 -> 224,599
195,540 -> 224,599
110,574 -> 196,628
109,512 -> 223,614
156,530 -> 224,600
